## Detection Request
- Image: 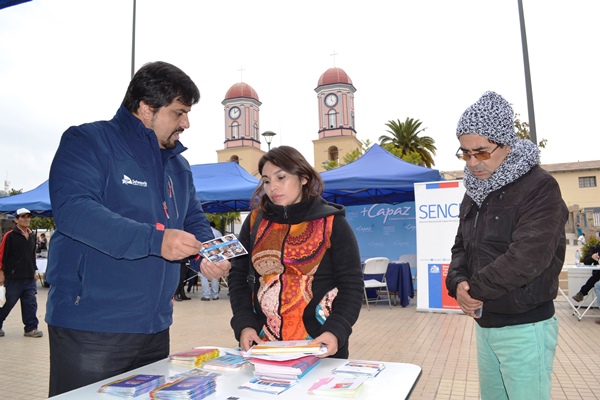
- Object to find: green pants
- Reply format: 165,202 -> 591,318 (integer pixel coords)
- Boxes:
476,316 -> 558,400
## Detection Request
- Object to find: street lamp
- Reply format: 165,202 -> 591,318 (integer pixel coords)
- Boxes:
261,131 -> 276,151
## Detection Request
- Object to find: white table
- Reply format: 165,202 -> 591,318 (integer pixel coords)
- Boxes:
52,348 -> 422,399
36,258 -> 47,274
559,266 -> 600,320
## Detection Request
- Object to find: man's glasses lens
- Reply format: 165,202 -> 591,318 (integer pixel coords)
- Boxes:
456,152 -> 492,161
455,144 -> 500,161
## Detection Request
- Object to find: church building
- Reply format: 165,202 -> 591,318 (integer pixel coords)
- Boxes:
216,67 -> 362,175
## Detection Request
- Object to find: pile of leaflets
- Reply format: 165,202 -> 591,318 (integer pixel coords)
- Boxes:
167,368 -> 222,381
98,374 -> 165,398
168,347 -> 220,368
250,355 -> 321,380
238,376 -> 299,395
332,360 -> 386,377
201,354 -> 249,371
307,375 -> 369,397
243,340 -> 326,356
150,376 -> 217,399
238,340 -> 326,395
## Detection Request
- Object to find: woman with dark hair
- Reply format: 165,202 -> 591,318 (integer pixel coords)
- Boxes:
228,146 -> 364,358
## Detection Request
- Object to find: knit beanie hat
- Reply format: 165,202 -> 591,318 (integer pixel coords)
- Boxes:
456,91 -> 516,146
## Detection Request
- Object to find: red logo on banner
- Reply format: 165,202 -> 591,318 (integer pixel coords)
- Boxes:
441,264 -> 460,310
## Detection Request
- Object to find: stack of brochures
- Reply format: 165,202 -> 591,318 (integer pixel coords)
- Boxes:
168,347 -> 220,368
250,355 -> 321,380
308,375 -> 369,397
149,376 -> 216,399
238,376 -> 299,395
238,340 -> 326,394
332,360 -> 386,377
242,340 -> 327,357
167,368 -> 222,381
201,354 -> 249,371
98,374 -> 165,398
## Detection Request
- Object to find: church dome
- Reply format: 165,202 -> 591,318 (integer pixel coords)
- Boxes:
224,82 -> 259,101
317,67 -> 352,87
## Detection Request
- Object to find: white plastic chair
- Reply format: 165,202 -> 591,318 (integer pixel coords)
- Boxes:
363,257 -> 392,310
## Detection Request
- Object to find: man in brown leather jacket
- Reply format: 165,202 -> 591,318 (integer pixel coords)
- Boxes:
446,91 -> 567,400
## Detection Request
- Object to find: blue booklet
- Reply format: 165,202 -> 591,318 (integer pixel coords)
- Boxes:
97,374 -> 164,397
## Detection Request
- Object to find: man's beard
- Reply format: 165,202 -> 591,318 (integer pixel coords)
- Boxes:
160,130 -> 182,149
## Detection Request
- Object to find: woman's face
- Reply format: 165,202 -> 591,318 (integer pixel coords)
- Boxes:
261,161 -> 307,207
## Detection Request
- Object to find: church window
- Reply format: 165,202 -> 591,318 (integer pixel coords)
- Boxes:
328,110 -> 337,129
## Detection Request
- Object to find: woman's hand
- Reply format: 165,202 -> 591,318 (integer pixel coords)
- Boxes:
311,332 -> 338,358
200,258 -> 231,280
239,327 -> 263,351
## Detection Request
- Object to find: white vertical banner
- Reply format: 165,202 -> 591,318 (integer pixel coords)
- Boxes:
414,181 -> 466,313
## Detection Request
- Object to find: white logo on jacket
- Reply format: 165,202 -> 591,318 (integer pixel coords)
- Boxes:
121,175 -> 148,187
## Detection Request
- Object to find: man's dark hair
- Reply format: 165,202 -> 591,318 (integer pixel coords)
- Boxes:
122,61 -> 200,113
210,221 -> 216,228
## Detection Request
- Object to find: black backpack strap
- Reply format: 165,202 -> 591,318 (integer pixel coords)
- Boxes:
247,211 -> 263,290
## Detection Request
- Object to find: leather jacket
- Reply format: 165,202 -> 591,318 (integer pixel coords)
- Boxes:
446,166 -> 568,327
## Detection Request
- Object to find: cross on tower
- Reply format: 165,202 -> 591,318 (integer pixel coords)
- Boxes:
237,66 -> 245,82
330,50 -> 338,67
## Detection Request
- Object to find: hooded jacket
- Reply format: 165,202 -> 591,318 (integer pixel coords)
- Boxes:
45,105 -> 213,334
0,227 -> 37,279
229,196 -> 363,358
446,166 -> 568,328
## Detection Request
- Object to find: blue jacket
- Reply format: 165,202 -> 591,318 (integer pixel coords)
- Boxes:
45,105 -> 213,334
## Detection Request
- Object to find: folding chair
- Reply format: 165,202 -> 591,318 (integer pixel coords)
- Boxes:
363,257 -> 392,310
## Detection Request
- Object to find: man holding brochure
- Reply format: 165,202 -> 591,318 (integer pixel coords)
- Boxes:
46,61 -> 231,396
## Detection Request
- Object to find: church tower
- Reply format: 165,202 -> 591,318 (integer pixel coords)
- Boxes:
313,67 -> 362,172
217,82 -> 266,176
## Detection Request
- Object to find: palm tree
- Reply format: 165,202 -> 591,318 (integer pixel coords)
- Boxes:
378,118 -> 437,168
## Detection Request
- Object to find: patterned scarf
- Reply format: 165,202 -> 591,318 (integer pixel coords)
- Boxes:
463,139 -> 539,207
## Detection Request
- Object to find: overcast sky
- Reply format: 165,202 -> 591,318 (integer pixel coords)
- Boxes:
0,0 -> 598,192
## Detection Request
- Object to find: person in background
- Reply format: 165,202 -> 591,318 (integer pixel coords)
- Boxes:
445,91 -> 567,399
572,242 -> 600,304
37,233 -> 48,257
0,208 -> 43,338
578,232 -> 586,246
174,259 -> 192,301
199,221 -> 222,301
46,61 -> 231,396
577,224 -> 583,237
228,146 -> 364,359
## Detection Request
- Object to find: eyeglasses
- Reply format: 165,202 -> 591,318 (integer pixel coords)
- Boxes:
455,144 -> 500,161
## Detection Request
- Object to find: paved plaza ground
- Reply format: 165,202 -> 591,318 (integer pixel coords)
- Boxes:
2,279 -> 600,399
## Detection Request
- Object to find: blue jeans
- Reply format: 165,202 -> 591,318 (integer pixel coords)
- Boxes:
476,316 -> 558,400
594,281 -> 600,306
200,274 -> 220,298
0,278 -> 39,332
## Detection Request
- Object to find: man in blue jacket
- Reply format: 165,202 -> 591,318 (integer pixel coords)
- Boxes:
46,61 -> 231,396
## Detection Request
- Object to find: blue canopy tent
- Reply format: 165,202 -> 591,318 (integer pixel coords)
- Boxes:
191,161 -> 258,213
0,162 -> 259,216
0,180 -> 51,217
320,144 -> 443,206
0,0 -> 31,10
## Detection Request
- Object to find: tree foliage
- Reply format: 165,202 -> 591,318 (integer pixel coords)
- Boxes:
206,212 -> 241,234
514,113 -> 547,149
378,118 -> 437,168
322,139 -> 373,171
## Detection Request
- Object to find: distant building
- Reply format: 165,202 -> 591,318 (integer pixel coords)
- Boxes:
215,66 -> 362,176
442,160 -> 600,234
